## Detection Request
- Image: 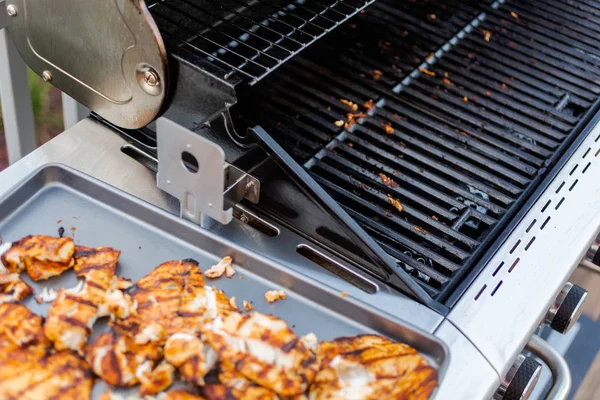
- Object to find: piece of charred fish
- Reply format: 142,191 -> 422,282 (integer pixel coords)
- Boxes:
86,331 -> 163,388
100,389 -> 206,400
205,312 -> 318,397
204,361 -> 308,400
309,335 -> 437,400
0,303 -> 93,400
112,259 -> 236,344
100,259 -> 236,393
0,267 -> 33,304
164,332 -> 218,386
44,246 -> 135,355
1,235 -> 75,280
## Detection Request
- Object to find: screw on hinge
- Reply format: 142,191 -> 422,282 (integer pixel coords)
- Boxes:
144,69 -> 159,87
240,214 -> 250,224
42,71 -> 53,82
6,5 -> 17,17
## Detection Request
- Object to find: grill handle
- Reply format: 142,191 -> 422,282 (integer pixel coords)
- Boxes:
525,335 -> 572,400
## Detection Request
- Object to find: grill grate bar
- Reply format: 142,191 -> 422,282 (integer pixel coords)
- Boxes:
484,7 -> 600,69
149,0 -> 375,83
462,37 -> 600,98
232,0 -> 600,300
331,139 -> 506,215
371,106 -> 534,185
421,73 -> 574,133
385,96 -> 546,170
409,80 -> 565,145
311,173 -> 473,265
346,127 -> 519,204
380,104 -> 539,177
540,0 -> 600,26
442,51 -> 568,107
159,1 -> 286,66
513,2 -> 600,40
399,85 -> 559,153
151,12 -> 262,81
435,58 -> 580,126
317,149 -> 497,227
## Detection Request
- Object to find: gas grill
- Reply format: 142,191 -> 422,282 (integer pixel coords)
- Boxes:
3,0 -> 600,398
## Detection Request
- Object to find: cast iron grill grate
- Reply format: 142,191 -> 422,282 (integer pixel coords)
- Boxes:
147,0 -> 375,84
234,0 -> 600,301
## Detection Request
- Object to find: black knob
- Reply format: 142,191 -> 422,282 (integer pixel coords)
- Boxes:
546,282 -> 587,334
494,355 -> 542,400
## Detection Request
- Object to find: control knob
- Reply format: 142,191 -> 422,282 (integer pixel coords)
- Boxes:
493,354 -> 542,400
545,282 -> 587,334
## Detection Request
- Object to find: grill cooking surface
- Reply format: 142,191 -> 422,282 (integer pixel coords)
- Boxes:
147,0 -> 375,84
234,0 -> 600,302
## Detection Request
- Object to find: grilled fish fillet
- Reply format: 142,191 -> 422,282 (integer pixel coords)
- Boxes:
45,290 -> 99,354
100,389 -> 206,400
103,259 -> 236,392
204,384 -> 278,400
0,304 -> 93,400
86,331 -> 163,387
113,259 -> 236,343
0,350 -> 94,400
44,246 -> 135,354
164,333 -> 218,386
205,312 -> 318,396
309,335 -> 437,400
137,359 -> 176,396
0,270 -> 32,304
1,235 -> 75,280
74,246 -> 121,276
206,361 -> 280,400
0,303 -> 49,354
74,245 -> 132,290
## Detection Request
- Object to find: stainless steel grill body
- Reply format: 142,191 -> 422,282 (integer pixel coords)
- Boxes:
4,0 -> 600,398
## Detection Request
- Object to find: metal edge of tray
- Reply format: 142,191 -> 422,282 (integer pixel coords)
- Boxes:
0,162 -> 450,383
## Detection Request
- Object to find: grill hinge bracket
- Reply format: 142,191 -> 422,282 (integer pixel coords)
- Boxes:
156,117 -> 260,227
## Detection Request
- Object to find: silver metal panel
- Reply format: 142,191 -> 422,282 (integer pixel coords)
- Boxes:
434,321 -> 500,400
449,119 -> 600,376
156,117 -> 230,224
6,0 -> 168,129
0,118 -> 444,334
0,14 -> 36,164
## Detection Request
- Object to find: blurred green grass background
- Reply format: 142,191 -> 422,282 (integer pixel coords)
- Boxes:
0,69 -> 64,170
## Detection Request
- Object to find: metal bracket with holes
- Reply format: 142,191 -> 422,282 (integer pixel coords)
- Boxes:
156,118 -> 260,226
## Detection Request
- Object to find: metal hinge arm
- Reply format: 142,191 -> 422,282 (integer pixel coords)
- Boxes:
156,117 -> 260,226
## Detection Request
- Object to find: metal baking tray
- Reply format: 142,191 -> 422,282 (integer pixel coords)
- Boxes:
0,164 -> 448,397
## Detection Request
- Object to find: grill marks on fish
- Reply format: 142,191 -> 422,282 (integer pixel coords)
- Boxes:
1,235 -> 76,281
0,303 -> 93,399
206,313 -> 318,397
309,335 -> 437,400
90,259 -> 237,396
44,245 -> 134,355
0,234 -> 437,399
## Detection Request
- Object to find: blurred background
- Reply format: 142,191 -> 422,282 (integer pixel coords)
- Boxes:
0,68 -> 63,171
